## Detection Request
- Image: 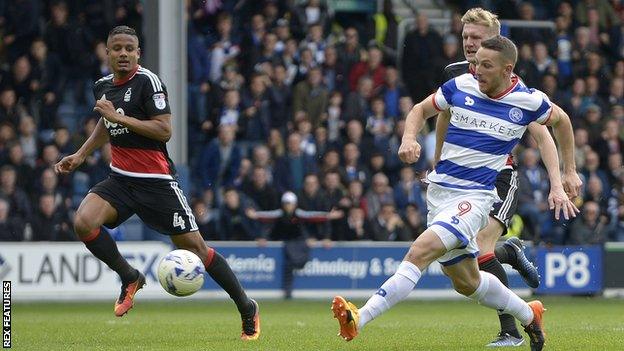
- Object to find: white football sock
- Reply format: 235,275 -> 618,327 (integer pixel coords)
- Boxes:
358,261 -> 422,329
469,271 -> 534,325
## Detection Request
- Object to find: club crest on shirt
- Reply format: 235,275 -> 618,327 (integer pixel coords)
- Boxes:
153,93 -> 166,110
509,107 -> 523,123
124,88 -> 132,102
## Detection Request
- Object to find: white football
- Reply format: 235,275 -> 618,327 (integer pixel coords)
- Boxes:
158,249 -> 205,297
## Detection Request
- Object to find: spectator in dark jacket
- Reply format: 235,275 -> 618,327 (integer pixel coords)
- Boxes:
187,24 -> 211,145
1,0 -> 39,62
403,203 -> 425,240
342,120 -> 376,163
44,1 -> 94,101
401,13 -> 442,101
273,132 -> 318,192
30,38 -> 64,130
365,172 -> 394,219
371,202 -> 410,241
335,27 -> 363,78
239,13 -> 266,78
10,56 -> 36,108
339,142 -> 369,186
192,197 -> 218,241
581,150 -> 611,198
322,170 -> 345,209
268,63 -> 292,133
322,45 -> 346,93
238,74 -> 271,144
379,66 -> 407,119
0,88 -> 23,126
298,174 -> 331,241
6,142 -> 34,194
592,120 -> 623,171
219,187 -> 257,241
242,166 -> 280,211
34,167 -> 67,211
338,206 -> 372,241
0,165 -> 31,222
344,76 -> 373,125
0,197 -> 24,241
198,125 -> 241,191
31,193 -> 73,241
393,166 -> 426,215
292,67 -> 329,130
567,201 -> 608,244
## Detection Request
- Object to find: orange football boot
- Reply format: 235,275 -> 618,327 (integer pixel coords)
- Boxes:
114,272 -> 146,317
331,296 -> 360,341
523,300 -> 547,351
240,299 -> 260,341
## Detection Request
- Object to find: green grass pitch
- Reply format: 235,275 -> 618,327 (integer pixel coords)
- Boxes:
13,297 -> 624,350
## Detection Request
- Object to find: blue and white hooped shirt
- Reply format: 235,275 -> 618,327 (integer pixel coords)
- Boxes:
428,73 -> 553,191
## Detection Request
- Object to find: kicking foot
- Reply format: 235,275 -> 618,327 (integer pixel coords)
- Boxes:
331,296 -> 359,341
240,299 -> 260,340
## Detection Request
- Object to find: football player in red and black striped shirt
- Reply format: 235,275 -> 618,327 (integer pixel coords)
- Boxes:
55,26 -> 260,340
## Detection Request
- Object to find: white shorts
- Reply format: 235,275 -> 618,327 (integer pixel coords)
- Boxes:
426,183 -> 499,266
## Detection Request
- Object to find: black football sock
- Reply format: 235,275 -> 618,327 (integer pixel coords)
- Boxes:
494,243 -> 517,265
83,228 -> 138,284
479,253 -> 521,339
204,250 -> 254,317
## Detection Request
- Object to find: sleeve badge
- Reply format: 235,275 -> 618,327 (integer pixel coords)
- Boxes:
153,93 -> 167,110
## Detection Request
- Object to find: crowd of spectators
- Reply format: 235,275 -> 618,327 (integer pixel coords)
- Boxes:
0,0 -> 622,246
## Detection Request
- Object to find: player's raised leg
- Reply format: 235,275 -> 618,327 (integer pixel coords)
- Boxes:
73,192 -> 144,317
170,232 -> 260,340
331,228 -> 446,341
444,258 -> 546,351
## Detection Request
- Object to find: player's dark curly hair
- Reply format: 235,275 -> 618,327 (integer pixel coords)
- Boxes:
108,25 -> 138,42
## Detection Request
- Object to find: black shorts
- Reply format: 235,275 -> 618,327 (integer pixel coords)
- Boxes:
90,174 -> 198,235
490,167 -> 519,229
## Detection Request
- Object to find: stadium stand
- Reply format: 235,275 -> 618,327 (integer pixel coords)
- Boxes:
0,0 -> 622,244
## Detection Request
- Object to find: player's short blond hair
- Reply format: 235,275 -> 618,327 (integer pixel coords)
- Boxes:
461,8 -> 501,35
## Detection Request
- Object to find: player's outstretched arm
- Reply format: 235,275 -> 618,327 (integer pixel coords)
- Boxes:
433,110 -> 451,165
537,104 -> 581,220
548,104 -> 583,199
54,118 -> 109,174
94,96 -> 172,142
399,93 -> 441,164
528,123 -> 562,188
527,123 -> 575,220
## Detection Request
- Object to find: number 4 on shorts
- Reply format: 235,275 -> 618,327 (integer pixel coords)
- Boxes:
173,212 -> 186,230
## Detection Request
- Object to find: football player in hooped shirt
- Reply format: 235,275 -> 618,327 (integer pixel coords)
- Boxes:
435,8 -> 583,347
54,26 -> 260,341
332,36 -> 578,351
